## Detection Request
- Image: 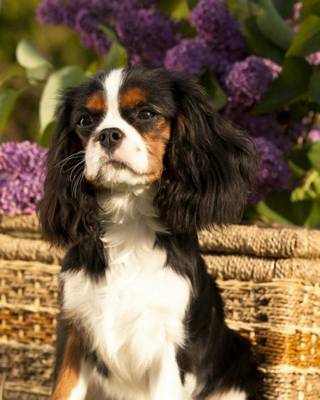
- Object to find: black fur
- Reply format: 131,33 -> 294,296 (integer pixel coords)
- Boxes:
154,73 -> 256,233
39,83 -> 104,247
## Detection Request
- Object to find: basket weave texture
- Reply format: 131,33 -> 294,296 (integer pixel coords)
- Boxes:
0,216 -> 319,399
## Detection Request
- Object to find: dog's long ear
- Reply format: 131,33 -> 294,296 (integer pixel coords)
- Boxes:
39,89 -> 99,247
154,74 -> 256,233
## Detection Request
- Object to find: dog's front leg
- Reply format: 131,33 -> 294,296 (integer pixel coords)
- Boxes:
52,331 -> 92,400
149,343 -> 183,400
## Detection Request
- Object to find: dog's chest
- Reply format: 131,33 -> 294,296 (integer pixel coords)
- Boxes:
62,225 -> 190,384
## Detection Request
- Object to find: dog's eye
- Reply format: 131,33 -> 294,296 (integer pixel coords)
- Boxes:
137,110 -> 155,120
77,114 -> 93,128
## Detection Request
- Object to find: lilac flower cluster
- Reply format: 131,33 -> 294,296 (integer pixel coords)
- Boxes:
252,137 -> 292,202
0,142 -> 47,215
308,126 -> 320,143
164,38 -> 213,76
190,0 -> 245,69
37,0 -> 114,53
225,56 -> 275,108
116,9 -> 177,67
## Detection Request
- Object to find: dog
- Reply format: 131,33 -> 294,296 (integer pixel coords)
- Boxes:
39,66 -> 259,400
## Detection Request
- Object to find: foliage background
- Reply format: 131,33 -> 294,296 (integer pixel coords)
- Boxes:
1,0 -> 320,227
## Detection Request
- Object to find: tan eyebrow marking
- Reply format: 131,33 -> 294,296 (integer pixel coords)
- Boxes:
120,87 -> 147,109
141,118 -> 171,183
85,92 -> 107,113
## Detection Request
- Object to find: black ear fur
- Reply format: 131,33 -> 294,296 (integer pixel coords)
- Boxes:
38,89 -> 100,247
155,74 -> 256,233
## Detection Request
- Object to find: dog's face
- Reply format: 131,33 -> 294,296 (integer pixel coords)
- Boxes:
69,68 -> 176,189
40,67 -> 256,246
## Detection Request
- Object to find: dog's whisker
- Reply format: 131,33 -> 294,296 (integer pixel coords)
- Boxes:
56,151 -> 85,169
71,168 -> 84,199
67,159 -> 85,178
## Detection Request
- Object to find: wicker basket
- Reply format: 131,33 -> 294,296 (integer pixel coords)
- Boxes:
1,215 -> 320,399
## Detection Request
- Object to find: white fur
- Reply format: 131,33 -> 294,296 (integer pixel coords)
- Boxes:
62,188 -> 191,399
84,136 -> 104,181
102,69 -> 148,173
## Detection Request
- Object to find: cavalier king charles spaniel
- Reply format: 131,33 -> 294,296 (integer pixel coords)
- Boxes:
40,67 -> 259,400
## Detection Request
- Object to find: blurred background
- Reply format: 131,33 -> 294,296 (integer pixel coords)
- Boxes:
0,0 -> 320,226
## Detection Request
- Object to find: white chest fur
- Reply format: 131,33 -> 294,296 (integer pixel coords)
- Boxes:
61,190 -> 191,397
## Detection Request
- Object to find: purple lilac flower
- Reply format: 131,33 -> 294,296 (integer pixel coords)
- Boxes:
75,8 -> 111,53
0,142 -> 47,215
37,0 -> 112,53
164,38 -> 214,75
260,58 -> 282,79
116,9 -> 177,67
308,127 -> 320,142
225,56 -> 275,109
36,0 -> 65,25
37,0 -> 88,28
292,1 -> 302,32
190,0 -> 245,62
252,137 -> 292,202
307,52 -> 320,65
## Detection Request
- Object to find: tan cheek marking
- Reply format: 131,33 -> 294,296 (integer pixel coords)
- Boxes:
142,118 -> 171,183
85,92 -> 107,113
120,87 -> 147,109
52,330 -> 81,400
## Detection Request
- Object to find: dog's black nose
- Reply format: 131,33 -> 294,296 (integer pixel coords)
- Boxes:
98,128 -> 124,151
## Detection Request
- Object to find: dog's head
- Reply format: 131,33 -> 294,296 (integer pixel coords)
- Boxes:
39,67 -> 256,246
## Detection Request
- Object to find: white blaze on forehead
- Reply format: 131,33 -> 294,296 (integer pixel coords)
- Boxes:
95,68 -> 149,174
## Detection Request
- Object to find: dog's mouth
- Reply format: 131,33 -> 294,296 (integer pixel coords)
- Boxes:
107,159 -> 127,170
106,159 -> 146,177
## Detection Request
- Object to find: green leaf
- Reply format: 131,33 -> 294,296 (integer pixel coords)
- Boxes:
186,0 -> 198,10
272,0 -> 296,19
309,68 -> 320,104
287,16 -> 320,56
303,200 -> 320,228
291,169 -> 320,201
35,121 -> 55,147
39,66 -> 84,134
255,194 -> 294,225
16,39 -> 51,84
177,20 -> 197,37
16,39 -> 50,69
161,0 -> 189,20
200,70 -> 227,111
244,17 -> 285,63
301,0 -> 320,19
102,43 -> 128,71
254,190 -> 320,226
26,65 -> 51,84
253,0 -> 294,49
252,57 -> 312,114
99,25 -> 119,44
288,145 -> 311,177
227,0 -> 251,23
0,89 -> 19,132
307,142 -> 320,172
